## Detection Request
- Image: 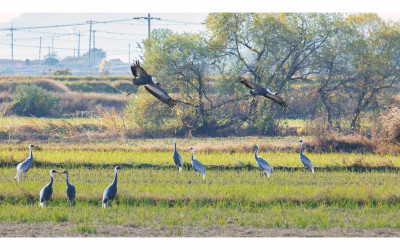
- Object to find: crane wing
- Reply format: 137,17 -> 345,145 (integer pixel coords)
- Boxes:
130,60 -> 149,78
300,154 -> 313,168
239,78 -> 265,91
257,157 -> 273,172
263,92 -> 289,108
144,83 -> 177,108
192,159 -> 205,174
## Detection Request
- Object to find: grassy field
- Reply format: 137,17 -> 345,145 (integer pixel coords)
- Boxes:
1,168 -> 400,236
1,140 -> 400,236
0,140 -> 399,170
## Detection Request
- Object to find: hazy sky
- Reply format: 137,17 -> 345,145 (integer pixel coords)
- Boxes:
1,0 -> 400,62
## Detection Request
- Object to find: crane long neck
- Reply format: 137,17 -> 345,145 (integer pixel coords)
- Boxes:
191,149 -> 195,160
29,147 -> 33,159
112,170 -> 118,186
255,147 -> 259,160
174,140 -> 177,152
300,142 -> 304,155
49,174 -> 54,186
65,173 -> 70,185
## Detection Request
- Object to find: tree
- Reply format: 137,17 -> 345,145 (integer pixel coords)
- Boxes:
44,57 -> 59,66
138,29 -> 247,136
309,17 -> 354,128
344,14 -> 400,130
204,13 -> 340,132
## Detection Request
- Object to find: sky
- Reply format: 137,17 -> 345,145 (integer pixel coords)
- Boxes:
1,0 -> 400,62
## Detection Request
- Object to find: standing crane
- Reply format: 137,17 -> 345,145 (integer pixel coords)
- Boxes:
299,140 -> 315,174
61,170 -> 76,206
102,166 -> 122,208
173,138 -> 183,172
253,144 -> 273,178
39,169 -> 58,207
15,144 -> 35,182
190,147 -> 205,180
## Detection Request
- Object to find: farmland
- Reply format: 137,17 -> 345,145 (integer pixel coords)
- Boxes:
1,140 -> 400,237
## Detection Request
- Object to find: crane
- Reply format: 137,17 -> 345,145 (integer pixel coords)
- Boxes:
39,169 -> 58,207
173,138 -> 183,172
61,170 -> 76,206
253,144 -> 273,178
239,77 -> 288,108
15,144 -> 35,182
129,60 -> 178,107
102,166 -> 122,208
299,140 -> 315,174
190,147 -> 205,180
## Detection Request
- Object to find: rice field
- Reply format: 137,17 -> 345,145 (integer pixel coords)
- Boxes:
0,141 -> 400,236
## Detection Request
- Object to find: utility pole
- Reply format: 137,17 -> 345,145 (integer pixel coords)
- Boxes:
39,37 -> 41,64
11,24 -> 14,62
51,36 -> 54,57
77,31 -> 80,58
93,30 -> 96,74
133,13 -> 160,46
147,13 -> 151,39
88,20 -> 92,67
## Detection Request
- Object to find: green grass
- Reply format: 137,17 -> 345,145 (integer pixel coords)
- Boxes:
1,146 -> 399,170
1,168 -> 400,230
1,141 -> 400,232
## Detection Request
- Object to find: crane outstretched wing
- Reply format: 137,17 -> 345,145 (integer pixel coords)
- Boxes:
239,78 -> 264,91
144,83 -> 178,108
130,60 -> 149,77
264,92 -> 289,108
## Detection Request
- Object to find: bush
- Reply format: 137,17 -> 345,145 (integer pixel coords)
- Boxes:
52,68 -> 72,76
373,107 -> 400,153
10,85 -> 59,117
124,88 -> 178,137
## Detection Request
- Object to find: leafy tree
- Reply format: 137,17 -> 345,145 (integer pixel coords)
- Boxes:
44,57 -> 59,66
204,13 -> 339,132
344,14 -> 400,130
140,29 -> 247,136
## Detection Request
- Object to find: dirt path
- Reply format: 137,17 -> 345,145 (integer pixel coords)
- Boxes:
1,222 -> 399,237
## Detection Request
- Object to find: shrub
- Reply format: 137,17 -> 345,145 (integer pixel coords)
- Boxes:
10,85 -> 59,117
124,88 -> 178,137
373,107 -> 400,153
52,68 -> 72,76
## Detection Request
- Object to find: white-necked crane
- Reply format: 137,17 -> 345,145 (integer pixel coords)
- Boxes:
61,170 -> 76,206
102,166 -> 122,208
15,144 -> 35,182
39,169 -> 58,207
173,138 -> 183,172
190,147 -> 206,180
299,140 -> 315,174
253,144 -> 273,178
239,77 -> 288,108
129,60 -> 178,108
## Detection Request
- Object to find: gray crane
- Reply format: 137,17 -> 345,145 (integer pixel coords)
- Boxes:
129,60 -> 178,108
102,166 -> 122,208
15,144 -> 35,182
39,169 -> 58,207
173,138 -> 183,172
239,77 -> 288,108
190,147 -> 205,180
253,144 -> 273,178
299,140 -> 315,174
61,170 -> 76,206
